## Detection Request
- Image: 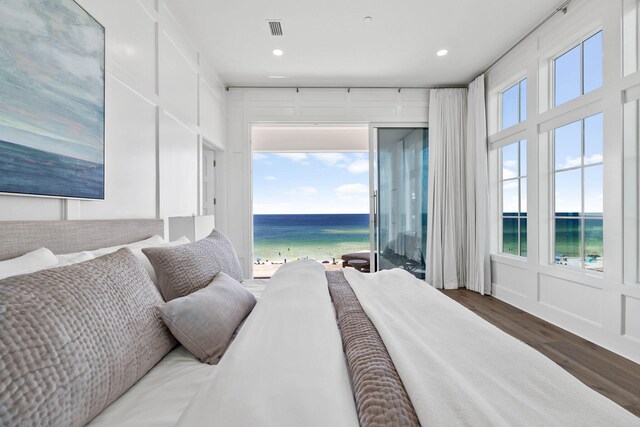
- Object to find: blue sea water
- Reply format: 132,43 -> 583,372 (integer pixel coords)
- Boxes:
253,214 -> 370,262
0,140 -> 104,199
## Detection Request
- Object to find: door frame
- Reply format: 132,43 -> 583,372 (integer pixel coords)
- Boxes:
368,122 -> 429,272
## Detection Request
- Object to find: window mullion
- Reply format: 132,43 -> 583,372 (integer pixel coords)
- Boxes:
580,40 -> 585,97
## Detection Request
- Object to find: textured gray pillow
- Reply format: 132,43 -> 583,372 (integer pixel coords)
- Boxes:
143,229 -> 243,301
157,272 -> 256,364
0,248 -> 176,427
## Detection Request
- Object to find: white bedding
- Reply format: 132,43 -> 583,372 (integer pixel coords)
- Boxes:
177,260 -> 359,427
88,346 -> 215,427
89,263 -> 638,426
241,278 -> 269,299
89,278 -> 269,426
343,267 -> 640,426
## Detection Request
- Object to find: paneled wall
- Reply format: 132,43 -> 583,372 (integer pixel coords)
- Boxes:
0,0 -> 225,229
222,88 -> 429,278
486,0 -> 640,363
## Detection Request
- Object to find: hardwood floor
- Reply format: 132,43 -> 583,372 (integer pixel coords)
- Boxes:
442,289 -> 640,417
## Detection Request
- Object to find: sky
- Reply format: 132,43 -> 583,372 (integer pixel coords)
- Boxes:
0,0 -> 104,163
253,152 -> 370,214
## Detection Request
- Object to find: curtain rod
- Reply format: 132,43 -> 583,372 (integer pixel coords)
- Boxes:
225,85 -> 467,92
482,0 -> 572,73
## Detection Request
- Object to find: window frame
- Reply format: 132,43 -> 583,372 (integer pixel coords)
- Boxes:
499,139 -> 527,258
551,30 -> 603,108
551,113 -> 604,272
499,77 -> 527,131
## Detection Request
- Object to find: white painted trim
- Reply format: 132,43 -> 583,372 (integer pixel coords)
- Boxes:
486,0 -> 640,362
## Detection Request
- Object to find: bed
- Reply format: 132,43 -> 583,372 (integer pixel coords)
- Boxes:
0,219 -> 638,426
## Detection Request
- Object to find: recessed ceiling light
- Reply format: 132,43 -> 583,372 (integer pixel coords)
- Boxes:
363,16 -> 373,22
436,49 -> 449,57
272,49 -> 284,56
268,75 -> 288,79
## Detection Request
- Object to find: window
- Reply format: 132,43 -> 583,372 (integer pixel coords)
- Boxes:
500,140 -> 527,256
554,31 -> 603,107
553,113 -> 603,271
501,78 -> 527,129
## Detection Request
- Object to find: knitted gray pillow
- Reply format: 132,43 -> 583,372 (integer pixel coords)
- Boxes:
0,248 -> 176,427
157,272 -> 256,364
142,229 -> 244,301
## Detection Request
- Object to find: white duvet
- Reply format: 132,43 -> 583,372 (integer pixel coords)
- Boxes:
177,260 -> 359,427
343,267 -> 640,427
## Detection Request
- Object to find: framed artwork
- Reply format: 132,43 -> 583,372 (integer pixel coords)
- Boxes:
0,0 -> 105,200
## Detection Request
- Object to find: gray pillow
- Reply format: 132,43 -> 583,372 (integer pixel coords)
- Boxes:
157,272 -> 257,364
143,229 -> 243,301
0,248 -> 176,427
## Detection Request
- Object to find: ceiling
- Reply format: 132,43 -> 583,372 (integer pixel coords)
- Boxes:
165,0 -> 564,87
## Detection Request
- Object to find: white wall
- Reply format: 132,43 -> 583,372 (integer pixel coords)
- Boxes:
0,0 -> 225,231
221,88 -> 429,277
486,0 -> 640,363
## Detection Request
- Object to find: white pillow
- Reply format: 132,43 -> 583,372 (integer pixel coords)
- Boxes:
0,248 -> 59,280
90,235 -> 166,258
55,251 -> 96,267
132,236 -> 191,289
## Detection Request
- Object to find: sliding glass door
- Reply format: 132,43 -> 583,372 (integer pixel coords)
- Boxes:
371,126 -> 428,279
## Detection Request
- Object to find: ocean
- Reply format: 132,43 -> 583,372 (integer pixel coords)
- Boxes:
0,140 -> 104,199
253,214 -> 370,263
502,215 -> 603,270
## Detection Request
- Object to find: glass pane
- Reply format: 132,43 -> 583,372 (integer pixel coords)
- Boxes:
555,169 -> 581,216
584,113 -> 603,165
583,32 -> 603,94
554,120 -> 582,170
519,79 -> 527,122
584,218 -> 603,271
584,165 -> 603,215
502,142 -> 518,179
501,83 -> 519,129
555,45 -> 581,106
520,140 -> 527,176
502,180 -> 519,216
555,218 -> 582,267
520,178 -> 527,214
377,128 -> 428,279
520,217 -> 527,257
502,217 -> 519,256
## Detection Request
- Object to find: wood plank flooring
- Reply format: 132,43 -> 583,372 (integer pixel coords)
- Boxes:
442,289 -> 640,417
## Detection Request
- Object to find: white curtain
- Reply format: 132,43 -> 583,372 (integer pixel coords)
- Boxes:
426,75 -> 490,293
466,75 -> 491,294
426,89 -> 468,289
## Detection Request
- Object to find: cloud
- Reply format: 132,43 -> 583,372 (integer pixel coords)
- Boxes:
347,159 -> 369,174
502,180 -> 518,190
253,153 -> 268,161
336,183 -> 369,197
285,186 -> 318,196
264,176 -> 277,181
335,184 -> 370,212
502,160 -> 518,179
311,153 -> 349,166
253,202 -> 292,215
310,153 -> 369,174
558,154 -> 603,170
276,153 -> 308,162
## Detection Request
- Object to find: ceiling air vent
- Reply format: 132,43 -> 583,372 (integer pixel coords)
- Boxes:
268,20 -> 283,36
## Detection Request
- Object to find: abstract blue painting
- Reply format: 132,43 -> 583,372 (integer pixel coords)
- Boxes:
0,0 -> 105,199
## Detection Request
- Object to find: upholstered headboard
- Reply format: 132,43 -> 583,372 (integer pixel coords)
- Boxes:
0,219 -> 164,261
